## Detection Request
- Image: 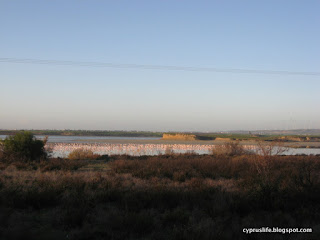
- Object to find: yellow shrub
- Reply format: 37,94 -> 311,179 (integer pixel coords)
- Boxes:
68,148 -> 95,160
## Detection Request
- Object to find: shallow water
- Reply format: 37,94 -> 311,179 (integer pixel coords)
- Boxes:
46,142 -> 320,158
0,135 -> 161,142
1,135 -> 320,157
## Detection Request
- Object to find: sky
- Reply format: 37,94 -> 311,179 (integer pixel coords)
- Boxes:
0,1 -> 319,132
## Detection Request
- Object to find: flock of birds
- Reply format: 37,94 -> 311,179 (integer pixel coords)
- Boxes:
46,143 -> 257,157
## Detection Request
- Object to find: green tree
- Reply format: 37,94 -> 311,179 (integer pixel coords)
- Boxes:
0,131 -> 48,162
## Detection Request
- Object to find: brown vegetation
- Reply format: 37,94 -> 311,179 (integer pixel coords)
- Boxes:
210,141 -> 252,156
162,133 -> 198,141
0,152 -> 320,239
68,148 -> 99,160
279,136 -> 320,142
162,134 -> 215,141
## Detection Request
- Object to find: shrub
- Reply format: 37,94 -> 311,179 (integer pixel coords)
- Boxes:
40,158 -> 86,171
0,131 -> 47,162
164,147 -> 174,155
255,140 -> 289,157
211,141 -> 248,156
68,148 -> 97,160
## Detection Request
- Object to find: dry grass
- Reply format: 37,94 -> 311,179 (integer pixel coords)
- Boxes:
0,154 -> 320,239
210,141 -> 254,156
162,133 -> 197,141
68,148 -> 99,160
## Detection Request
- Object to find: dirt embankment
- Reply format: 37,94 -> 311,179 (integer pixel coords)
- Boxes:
215,137 -> 231,141
280,136 -> 320,142
162,134 -> 215,141
162,134 -> 197,141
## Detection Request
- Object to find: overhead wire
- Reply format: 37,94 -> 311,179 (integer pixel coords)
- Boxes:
0,57 -> 319,76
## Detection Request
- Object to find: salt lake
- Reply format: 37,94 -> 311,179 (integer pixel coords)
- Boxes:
1,135 -> 320,157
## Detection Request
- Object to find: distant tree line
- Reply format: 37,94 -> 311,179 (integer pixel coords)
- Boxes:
0,130 -> 163,138
1,130 -> 319,141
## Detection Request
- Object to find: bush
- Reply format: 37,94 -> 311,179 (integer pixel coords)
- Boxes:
40,158 -> 86,171
255,140 -> 289,157
211,141 -> 249,156
68,148 -> 97,160
0,131 -> 47,162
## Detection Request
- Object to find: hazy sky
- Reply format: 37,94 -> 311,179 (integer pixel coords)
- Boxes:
1,1 -> 319,131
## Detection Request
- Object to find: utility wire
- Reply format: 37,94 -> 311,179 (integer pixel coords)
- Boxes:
0,57 -> 319,76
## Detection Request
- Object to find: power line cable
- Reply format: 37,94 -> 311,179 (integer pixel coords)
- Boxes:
0,57 -> 319,76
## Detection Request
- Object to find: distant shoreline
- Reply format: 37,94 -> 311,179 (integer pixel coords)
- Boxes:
3,134 -> 317,148
1,129 -> 320,139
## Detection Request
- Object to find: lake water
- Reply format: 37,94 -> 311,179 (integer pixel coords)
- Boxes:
0,135 -> 161,142
46,142 -> 320,158
1,135 -> 320,157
